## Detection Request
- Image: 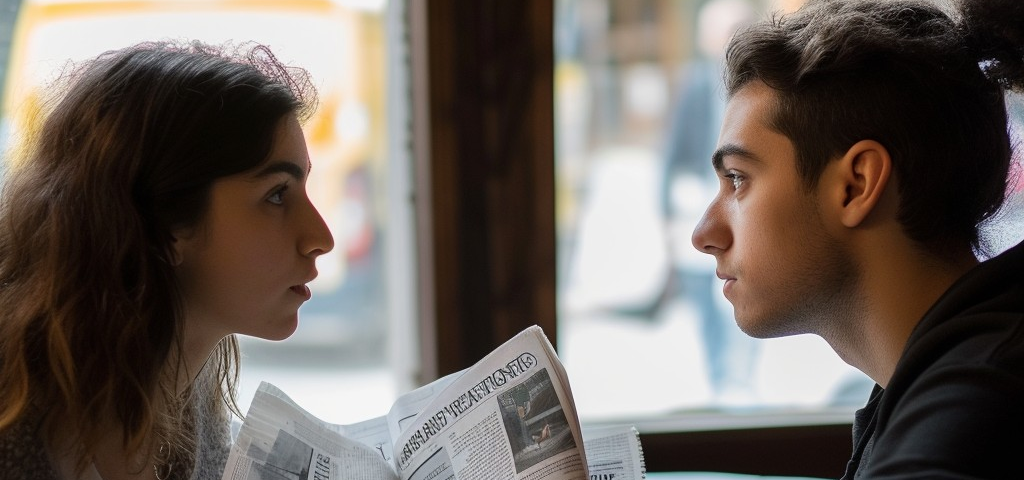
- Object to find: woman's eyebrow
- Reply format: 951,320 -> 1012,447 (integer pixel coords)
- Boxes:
252,160 -> 307,181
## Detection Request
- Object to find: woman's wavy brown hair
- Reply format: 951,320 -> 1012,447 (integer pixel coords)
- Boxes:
0,40 -> 316,473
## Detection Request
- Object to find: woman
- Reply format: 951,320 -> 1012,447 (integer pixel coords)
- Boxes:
0,40 -> 334,479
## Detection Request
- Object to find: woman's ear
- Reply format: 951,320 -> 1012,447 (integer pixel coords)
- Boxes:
168,227 -> 195,267
168,240 -> 184,266
836,139 -> 893,228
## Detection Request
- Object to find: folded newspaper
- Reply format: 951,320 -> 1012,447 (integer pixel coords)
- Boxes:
222,325 -> 646,480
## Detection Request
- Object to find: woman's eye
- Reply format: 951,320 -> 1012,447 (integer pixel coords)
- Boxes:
268,185 -> 288,205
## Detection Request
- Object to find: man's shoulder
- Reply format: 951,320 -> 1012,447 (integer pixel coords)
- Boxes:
862,298 -> 1024,477
909,241 -> 1024,351
900,277 -> 1024,382
886,241 -> 1024,406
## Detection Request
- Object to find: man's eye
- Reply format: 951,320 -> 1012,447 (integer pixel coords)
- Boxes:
724,173 -> 744,190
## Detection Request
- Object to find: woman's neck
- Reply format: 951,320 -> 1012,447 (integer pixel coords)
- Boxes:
51,417 -> 163,480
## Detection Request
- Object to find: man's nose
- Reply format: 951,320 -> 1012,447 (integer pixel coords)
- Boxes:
691,199 -> 729,255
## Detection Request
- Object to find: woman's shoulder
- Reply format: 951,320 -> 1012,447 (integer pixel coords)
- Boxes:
187,378 -> 233,480
0,416 -> 61,480
192,404 -> 231,479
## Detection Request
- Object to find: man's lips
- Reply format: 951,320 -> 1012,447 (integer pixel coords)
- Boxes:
716,271 -> 736,296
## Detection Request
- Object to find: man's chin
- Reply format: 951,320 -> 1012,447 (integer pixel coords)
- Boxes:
735,312 -> 800,339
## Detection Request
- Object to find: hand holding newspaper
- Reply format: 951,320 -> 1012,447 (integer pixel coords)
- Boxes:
222,325 -> 645,480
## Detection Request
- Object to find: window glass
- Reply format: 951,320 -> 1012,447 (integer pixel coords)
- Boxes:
554,0 -> 873,420
0,0 -> 413,425
555,0 -> 1024,422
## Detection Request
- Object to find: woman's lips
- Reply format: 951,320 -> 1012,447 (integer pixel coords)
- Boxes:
290,284 -> 311,301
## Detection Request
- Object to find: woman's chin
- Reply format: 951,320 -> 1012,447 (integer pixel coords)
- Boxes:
253,315 -> 300,342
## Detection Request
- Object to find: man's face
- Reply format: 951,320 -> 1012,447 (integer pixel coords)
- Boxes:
691,81 -> 856,338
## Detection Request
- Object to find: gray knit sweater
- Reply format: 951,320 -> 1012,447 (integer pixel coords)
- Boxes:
0,396 -> 232,480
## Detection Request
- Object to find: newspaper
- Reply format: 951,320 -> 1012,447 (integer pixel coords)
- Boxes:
221,325 -> 646,480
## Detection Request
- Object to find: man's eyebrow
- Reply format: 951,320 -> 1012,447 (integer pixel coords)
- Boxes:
711,144 -> 761,171
252,160 -> 307,181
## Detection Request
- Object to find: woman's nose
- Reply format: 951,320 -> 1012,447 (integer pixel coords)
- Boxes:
301,200 -> 335,258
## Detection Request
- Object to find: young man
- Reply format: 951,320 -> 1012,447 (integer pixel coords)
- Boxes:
691,0 -> 1024,477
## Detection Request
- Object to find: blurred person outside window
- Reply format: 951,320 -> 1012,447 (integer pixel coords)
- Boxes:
659,0 -> 759,406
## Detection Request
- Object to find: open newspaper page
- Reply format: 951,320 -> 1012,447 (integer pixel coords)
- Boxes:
222,325 -> 644,480
222,370 -> 465,480
581,426 -> 646,480
391,325 -> 589,480
375,370 -> 463,466
221,382 -> 398,480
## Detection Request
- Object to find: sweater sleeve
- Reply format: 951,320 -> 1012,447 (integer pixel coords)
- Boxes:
189,388 -> 233,480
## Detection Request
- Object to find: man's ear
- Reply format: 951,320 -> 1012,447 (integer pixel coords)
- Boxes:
835,139 -> 892,228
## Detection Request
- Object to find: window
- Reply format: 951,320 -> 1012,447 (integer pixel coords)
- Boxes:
550,1 -> 1024,475
0,0 -> 416,425
554,0 -> 872,421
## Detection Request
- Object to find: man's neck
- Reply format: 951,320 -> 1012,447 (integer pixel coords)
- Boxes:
822,241 -> 978,388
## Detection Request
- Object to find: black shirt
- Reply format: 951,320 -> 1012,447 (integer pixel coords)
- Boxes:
842,241 -> 1024,479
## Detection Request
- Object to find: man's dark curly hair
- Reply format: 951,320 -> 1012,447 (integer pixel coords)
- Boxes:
724,0 -> 1024,258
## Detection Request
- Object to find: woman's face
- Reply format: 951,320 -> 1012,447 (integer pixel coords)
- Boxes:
173,114 -> 334,348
